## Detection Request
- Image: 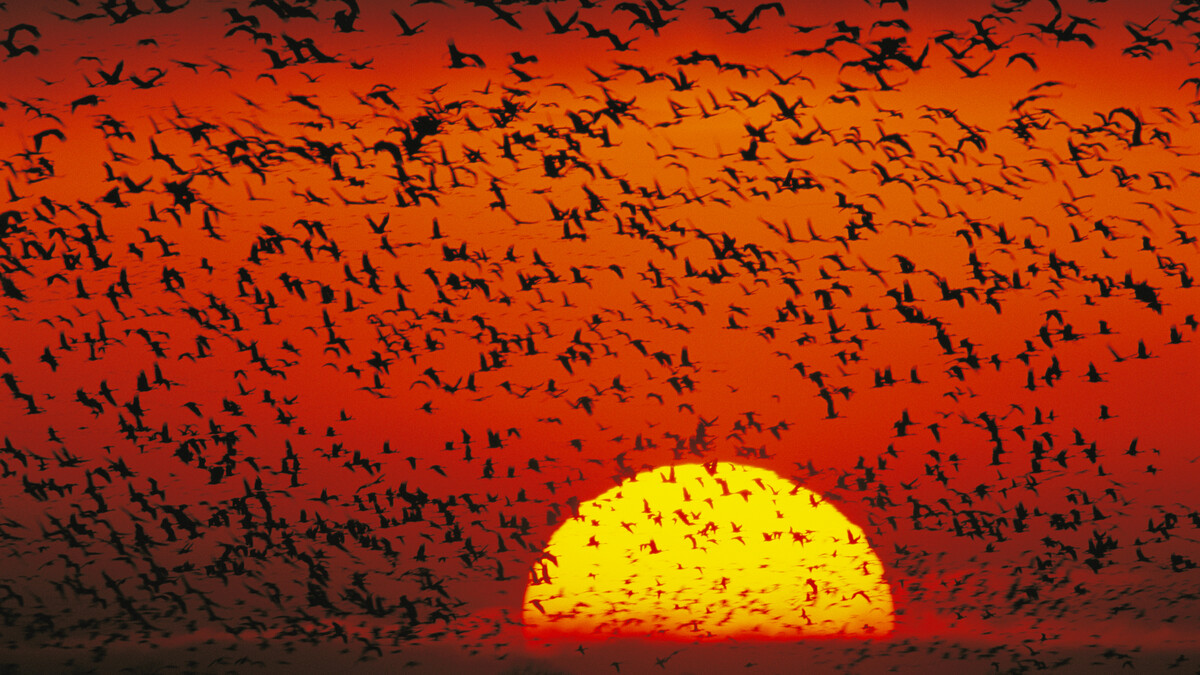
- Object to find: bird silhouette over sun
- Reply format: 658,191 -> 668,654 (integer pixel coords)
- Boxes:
524,462 -> 894,641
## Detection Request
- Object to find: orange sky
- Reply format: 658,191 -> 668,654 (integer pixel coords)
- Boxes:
1,0 -> 1199,672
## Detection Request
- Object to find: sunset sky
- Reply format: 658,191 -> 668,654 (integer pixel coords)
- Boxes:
1,0 -> 1199,673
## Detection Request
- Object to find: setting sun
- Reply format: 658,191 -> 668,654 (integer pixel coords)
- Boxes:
524,462 -> 894,641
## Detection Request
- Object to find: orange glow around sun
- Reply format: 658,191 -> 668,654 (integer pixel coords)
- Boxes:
523,462 -> 894,641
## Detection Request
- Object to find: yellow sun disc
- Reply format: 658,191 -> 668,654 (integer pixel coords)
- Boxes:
523,462 -> 894,641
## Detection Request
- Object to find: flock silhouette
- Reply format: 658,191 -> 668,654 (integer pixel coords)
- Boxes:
0,0 -> 1199,673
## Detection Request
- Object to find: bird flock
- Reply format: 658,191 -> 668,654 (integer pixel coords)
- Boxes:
1,0 -> 1199,672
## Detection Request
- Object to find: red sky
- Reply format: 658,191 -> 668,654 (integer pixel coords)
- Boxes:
1,0 -> 1199,673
